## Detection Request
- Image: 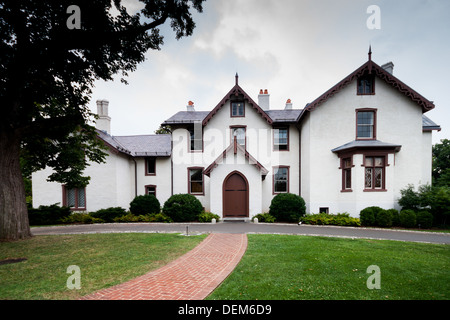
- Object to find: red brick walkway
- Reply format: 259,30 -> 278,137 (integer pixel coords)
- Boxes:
81,233 -> 247,300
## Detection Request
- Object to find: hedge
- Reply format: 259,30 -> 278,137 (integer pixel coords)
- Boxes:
300,213 -> 360,227
28,204 -> 71,225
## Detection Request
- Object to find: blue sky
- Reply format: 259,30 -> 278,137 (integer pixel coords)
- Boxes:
89,0 -> 450,144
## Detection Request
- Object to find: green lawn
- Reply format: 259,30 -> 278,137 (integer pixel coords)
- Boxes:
0,233 -> 206,300
207,234 -> 450,300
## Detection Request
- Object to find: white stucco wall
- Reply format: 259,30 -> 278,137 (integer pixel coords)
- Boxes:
301,77 -> 433,217
171,99 -> 300,216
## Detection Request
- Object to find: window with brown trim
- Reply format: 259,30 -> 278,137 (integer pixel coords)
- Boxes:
231,126 -> 246,147
357,75 -> 375,95
145,185 -> 156,197
145,157 -> 156,175
364,156 -> 386,190
231,101 -> 245,117
273,166 -> 289,193
188,167 -> 204,195
356,109 -> 376,140
341,157 -> 352,191
188,127 -> 203,152
63,186 -> 86,210
274,127 -> 289,151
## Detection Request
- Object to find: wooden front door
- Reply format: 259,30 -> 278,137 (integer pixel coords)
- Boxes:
223,171 -> 249,217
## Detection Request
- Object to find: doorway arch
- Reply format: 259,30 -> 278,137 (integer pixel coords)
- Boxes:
222,171 -> 249,217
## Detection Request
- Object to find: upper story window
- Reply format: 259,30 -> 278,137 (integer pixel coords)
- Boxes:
145,157 -> 156,175
356,109 -> 376,140
274,127 -> 289,151
189,127 -> 202,151
357,75 -> 375,95
231,102 -> 245,117
231,126 -> 246,147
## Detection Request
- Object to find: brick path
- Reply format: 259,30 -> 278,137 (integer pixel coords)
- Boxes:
81,233 -> 247,300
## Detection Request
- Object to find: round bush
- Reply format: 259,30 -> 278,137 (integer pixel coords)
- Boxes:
162,194 -> 203,222
376,209 -> 393,228
359,206 -> 384,226
129,195 -> 161,215
269,193 -> 306,222
416,210 -> 433,228
399,209 -> 417,228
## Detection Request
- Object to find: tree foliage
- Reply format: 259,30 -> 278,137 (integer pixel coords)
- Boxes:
432,139 -> 450,187
0,0 -> 205,240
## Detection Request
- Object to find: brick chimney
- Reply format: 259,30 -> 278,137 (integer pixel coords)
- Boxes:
258,89 -> 270,111
96,99 -> 111,134
285,99 -> 293,110
187,100 -> 195,112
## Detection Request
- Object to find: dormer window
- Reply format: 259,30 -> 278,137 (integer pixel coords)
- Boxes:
231,102 -> 245,117
357,75 -> 375,95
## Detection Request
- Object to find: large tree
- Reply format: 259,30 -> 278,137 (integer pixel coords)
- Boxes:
0,0 -> 204,241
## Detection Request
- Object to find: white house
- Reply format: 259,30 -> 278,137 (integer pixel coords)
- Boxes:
32,54 -> 441,219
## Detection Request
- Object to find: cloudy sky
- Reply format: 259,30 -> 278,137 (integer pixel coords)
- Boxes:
88,0 -> 450,144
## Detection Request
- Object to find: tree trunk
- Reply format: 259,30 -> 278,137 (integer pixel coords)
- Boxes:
0,128 -> 31,241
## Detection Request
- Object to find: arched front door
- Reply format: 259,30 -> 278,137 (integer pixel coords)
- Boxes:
223,171 -> 249,217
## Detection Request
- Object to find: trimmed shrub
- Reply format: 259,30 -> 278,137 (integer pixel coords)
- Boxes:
198,212 -> 220,223
387,209 -> 400,227
300,213 -> 360,227
129,194 -> 161,215
162,194 -> 203,222
416,210 -> 433,229
28,204 -> 71,225
252,213 -> 276,223
269,193 -> 306,222
90,207 -> 127,222
359,206 -> 384,226
399,209 -> 417,228
61,212 -> 104,224
376,209 -> 393,228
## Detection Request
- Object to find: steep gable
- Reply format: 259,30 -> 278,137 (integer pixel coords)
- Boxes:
299,57 -> 435,120
202,75 -> 273,126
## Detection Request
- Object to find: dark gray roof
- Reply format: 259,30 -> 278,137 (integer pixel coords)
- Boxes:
331,140 -> 402,153
422,115 -> 441,131
97,130 -> 171,157
162,111 -> 209,124
265,109 -> 302,122
162,109 -> 303,125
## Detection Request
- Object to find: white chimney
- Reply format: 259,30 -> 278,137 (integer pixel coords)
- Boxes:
381,61 -> 394,75
96,99 -> 111,134
258,89 -> 270,111
187,100 -> 195,112
285,99 -> 292,110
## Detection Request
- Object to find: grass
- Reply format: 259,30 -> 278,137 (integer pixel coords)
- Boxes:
0,233 -> 206,300
207,234 -> 450,300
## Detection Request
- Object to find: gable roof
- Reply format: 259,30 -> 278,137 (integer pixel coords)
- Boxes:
97,130 -> 171,157
299,58 -> 435,120
202,76 -> 273,126
203,137 -> 269,177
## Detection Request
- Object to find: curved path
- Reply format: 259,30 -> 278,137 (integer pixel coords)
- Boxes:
80,233 -> 247,300
32,222 -> 450,244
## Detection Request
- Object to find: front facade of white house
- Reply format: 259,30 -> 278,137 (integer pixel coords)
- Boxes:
32,55 -> 441,218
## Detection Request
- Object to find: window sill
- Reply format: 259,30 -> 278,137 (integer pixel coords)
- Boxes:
340,189 -> 353,193
363,189 -> 387,192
